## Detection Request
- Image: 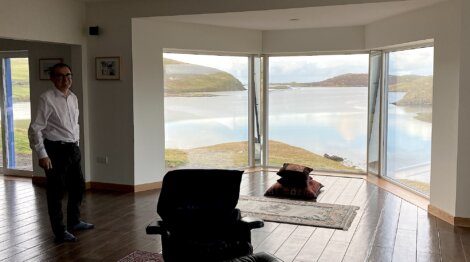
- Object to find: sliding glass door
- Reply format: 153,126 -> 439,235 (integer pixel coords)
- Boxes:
0,52 -> 33,175
383,46 -> 434,195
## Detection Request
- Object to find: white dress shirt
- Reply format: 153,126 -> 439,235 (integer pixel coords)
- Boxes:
28,88 -> 80,159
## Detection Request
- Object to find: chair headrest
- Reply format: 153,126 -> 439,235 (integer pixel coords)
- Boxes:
157,169 -> 244,221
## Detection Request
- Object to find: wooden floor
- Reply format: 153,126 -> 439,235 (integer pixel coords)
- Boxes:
0,173 -> 469,262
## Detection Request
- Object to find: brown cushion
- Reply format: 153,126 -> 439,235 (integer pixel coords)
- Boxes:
277,163 -> 313,180
277,177 -> 309,187
264,176 -> 323,200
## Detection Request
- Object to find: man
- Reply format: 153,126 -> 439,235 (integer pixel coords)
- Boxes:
28,63 -> 94,243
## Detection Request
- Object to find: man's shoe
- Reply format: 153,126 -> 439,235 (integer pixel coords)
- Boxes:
54,231 -> 77,243
70,221 -> 95,231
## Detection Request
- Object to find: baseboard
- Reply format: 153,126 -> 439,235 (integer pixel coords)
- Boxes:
134,181 -> 162,192
428,204 -> 470,227
89,181 -> 162,193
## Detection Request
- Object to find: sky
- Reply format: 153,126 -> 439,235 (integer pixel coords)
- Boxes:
164,46 -> 433,84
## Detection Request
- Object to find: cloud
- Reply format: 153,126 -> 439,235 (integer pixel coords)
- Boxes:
164,53 -> 249,84
164,47 -> 434,85
388,47 -> 434,76
269,54 -> 369,83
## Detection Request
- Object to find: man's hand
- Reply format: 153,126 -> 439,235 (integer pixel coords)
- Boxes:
39,157 -> 52,170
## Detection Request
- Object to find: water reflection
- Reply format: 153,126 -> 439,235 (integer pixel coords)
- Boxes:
165,88 -> 431,173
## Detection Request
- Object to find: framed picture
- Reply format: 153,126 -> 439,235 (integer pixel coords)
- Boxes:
96,57 -> 120,80
39,58 -> 63,80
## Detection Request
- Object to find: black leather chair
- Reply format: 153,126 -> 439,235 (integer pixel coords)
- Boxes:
146,169 -> 281,262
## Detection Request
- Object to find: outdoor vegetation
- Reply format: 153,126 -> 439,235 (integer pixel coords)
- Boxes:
0,58 -> 32,169
165,140 -> 358,171
164,58 -> 244,95
11,58 -> 31,102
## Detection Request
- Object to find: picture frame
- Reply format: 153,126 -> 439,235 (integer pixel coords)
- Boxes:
39,58 -> 63,80
96,57 -> 120,80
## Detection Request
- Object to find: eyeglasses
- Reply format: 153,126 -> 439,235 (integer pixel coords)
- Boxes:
54,73 -> 73,79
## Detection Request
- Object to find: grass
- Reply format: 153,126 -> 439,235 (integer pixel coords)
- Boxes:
165,149 -> 188,168
13,86 -> 30,102
0,119 -> 32,155
11,58 -> 29,81
13,119 -> 32,155
5,58 -> 31,102
392,76 -> 433,106
397,179 -> 430,195
163,58 -> 245,94
268,141 -> 359,171
165,140 -> 360,172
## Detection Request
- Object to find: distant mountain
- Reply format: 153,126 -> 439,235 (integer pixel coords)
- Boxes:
283,73 -> 369,87
163,58 -> 244,94
274,73 -> 433,108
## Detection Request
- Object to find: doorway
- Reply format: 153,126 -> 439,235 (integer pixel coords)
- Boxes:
0,51 -> 33,176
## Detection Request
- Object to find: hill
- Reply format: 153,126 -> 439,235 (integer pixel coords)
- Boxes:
163,58 -> 245,94
391,76 -> 433,106
165,140 -> 359,171
284,73 -> 368,87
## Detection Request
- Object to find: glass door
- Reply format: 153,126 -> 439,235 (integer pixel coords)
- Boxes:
367,51 -> 383,175
383,46 -> 433,195
0,51 -> 33,175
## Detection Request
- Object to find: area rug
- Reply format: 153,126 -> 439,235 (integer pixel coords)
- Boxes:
118,250 -> 163,262
237,195 -> 359,230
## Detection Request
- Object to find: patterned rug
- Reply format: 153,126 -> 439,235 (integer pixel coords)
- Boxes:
237,196 -> 359,230
118,250 -> 163,262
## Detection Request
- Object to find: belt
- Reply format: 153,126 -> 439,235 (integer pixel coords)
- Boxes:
44,139 -> 78,146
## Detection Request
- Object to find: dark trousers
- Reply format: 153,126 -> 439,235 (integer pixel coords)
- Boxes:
44,139 -> 85,237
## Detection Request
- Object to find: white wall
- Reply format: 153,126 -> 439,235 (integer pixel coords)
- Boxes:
263,26 -> 365,53
365,0 -> 463,216
0,0 -> 86,45
456,0 -> 470,218
132,19 -> 262,184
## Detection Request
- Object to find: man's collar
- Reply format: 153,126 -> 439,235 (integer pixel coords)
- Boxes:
53,87 -> 71,97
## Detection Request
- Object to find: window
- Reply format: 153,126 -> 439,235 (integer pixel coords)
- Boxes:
0,55 -> 33,173
268,54 -> 369,172
384,46 -> 433,195
163,53 -> 249,169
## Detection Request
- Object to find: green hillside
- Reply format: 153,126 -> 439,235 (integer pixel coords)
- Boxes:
287,73 -> 369,87
10,58 -> 30,102
165,140 -> 359,171
163,58 -> 245,94
392,76 -> 433,106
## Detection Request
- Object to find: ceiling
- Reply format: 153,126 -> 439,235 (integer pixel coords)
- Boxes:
154,0 -> 444,30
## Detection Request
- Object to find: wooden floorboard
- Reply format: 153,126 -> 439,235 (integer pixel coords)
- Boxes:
0,172 -> 468,262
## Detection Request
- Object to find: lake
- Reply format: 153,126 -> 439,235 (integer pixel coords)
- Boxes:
164,87 -> 432,177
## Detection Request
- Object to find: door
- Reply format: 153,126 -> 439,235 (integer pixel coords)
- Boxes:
367,51 -> 383,176
0,51 -> 33,175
